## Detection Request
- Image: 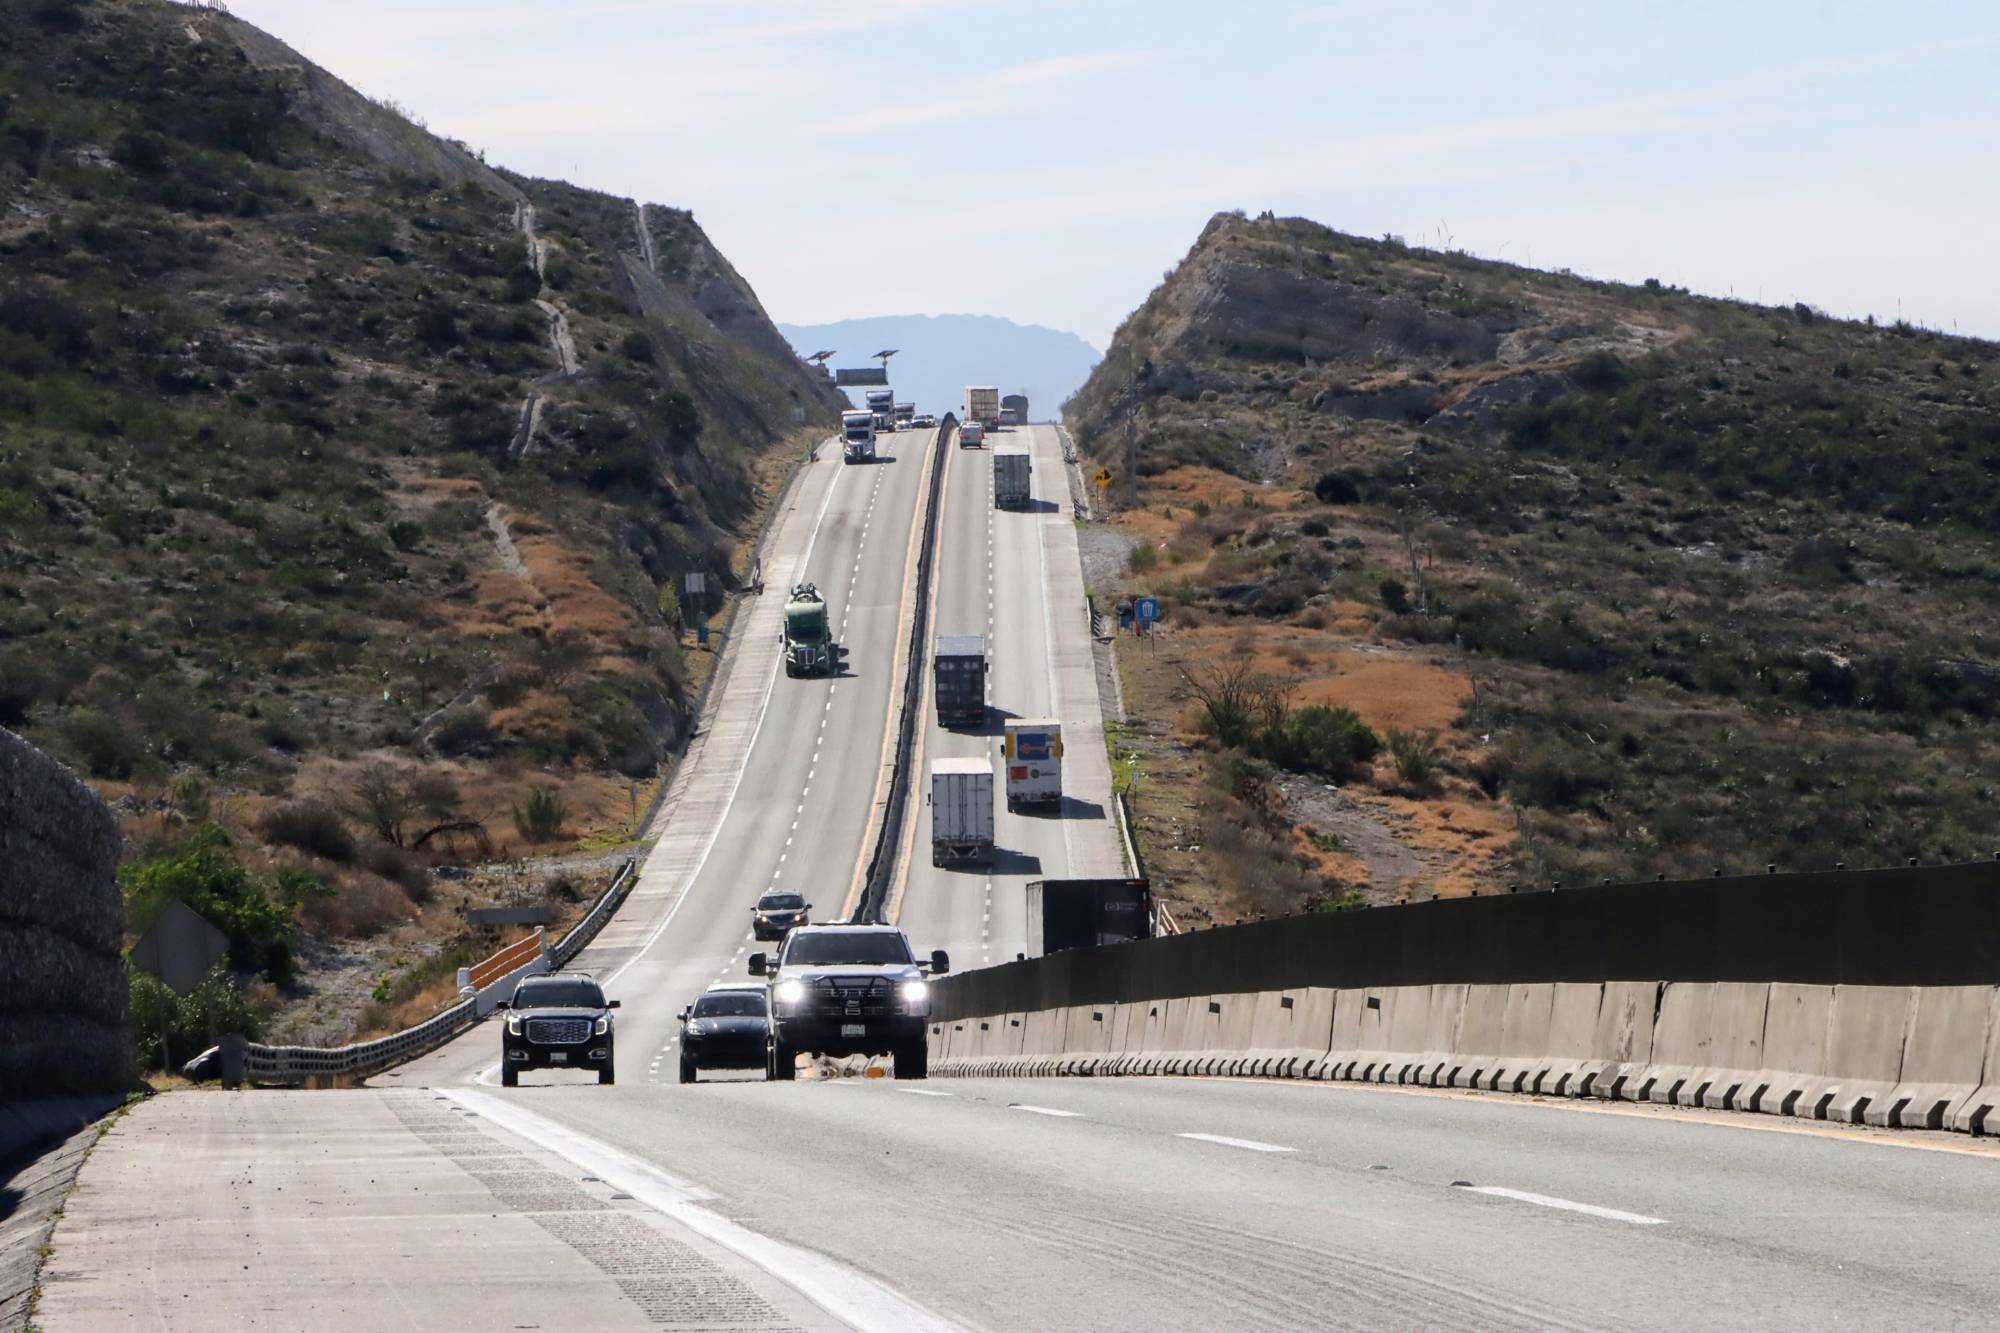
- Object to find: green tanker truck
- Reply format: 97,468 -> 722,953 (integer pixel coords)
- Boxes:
782,583 -> 837,677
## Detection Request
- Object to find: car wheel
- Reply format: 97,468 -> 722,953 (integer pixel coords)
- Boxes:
599,1064 -> 616,1086
679,1055 -> 697,1084
894,1037 -> 928,1080
767,1039 -> 797,1081
501,1065 -> 518,1088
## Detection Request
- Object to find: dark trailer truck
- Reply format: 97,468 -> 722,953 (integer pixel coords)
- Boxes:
1025,879 -> 1153,957
933,634 -> 987,728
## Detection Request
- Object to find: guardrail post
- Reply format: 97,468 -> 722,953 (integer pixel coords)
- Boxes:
457,967 -> 475,999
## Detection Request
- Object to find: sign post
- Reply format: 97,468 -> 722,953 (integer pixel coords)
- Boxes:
683,571 -> 706,645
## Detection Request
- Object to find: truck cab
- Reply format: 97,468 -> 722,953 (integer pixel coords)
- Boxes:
865,388 -> 897,432
783,583 -> 837,677
840,410 -> 876,463
750,924 -> 949,1080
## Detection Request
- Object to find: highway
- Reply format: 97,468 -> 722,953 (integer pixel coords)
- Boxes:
893,422 -> 1124,970
37,419 -> 2000,1332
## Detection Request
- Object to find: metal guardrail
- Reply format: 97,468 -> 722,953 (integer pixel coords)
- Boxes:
854,416 -> 955,923
242,859 -> 636,1085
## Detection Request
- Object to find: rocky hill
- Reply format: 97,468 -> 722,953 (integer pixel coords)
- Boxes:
1069,210 -> 2000,921
0,0 -> 843,1038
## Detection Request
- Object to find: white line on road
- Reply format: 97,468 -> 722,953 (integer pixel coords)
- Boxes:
1455,1185 -> 1667,1226
445,1090 -> 961,1331
896,1088 -> 954,1097
1008,1104 -> 1082,1118
1176,1133 -> 1295,1153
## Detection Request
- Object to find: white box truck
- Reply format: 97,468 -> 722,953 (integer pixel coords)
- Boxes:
840,410 -> 876,463
930,756 -> 994,866
963,386 -> 1000,429
993,447 -> 1031,509
1002,718 -> 1063,811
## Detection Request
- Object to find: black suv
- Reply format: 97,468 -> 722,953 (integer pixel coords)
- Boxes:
751,890 -> 811,941
497,972 -> 620,1087
750,924 -> 947,1081
677,984 -> 771,1083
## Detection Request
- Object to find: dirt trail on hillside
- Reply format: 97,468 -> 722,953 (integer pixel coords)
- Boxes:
504,201 -> 578,459
633,201 -> 658,274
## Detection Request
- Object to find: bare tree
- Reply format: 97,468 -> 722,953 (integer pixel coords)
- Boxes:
1174,659 -> 1284,750
349,763 -> 413,847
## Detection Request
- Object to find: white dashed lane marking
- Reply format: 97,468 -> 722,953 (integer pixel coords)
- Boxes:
1176,1134 -> 1295,1154
1454,1185 -> 1667,1226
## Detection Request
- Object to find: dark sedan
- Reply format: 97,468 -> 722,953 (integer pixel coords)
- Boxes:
751,890 -> 811,941
679,985 -> 771,1083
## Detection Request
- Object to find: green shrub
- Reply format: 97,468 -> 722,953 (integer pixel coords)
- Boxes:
512,784 -> 569,844
129,963 -> 262,1074
57,706 -> 144,778
121,826 -> 298,982
1126,542 -> 1159,574
1258,705 -> 1382,781
257,798 -> 357,863
1386,728 -> 1444,792
430,704 -> 493,757
1379,577 -> 1410,614
1313,471 -> 1361,504
620,331 -> 654,363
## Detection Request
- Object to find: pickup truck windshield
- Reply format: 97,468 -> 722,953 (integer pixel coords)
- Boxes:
514,979 -> 606,1009
782,932 -> 913,967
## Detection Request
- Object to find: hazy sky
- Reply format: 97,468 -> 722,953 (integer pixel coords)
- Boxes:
228,0 -> 2000,350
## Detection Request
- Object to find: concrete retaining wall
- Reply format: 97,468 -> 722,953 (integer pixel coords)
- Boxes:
0,728 -> 129,1098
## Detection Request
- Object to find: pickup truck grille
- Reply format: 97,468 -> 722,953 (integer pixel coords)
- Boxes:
525,1018 -> 590,1045
814,977 -> 893,1017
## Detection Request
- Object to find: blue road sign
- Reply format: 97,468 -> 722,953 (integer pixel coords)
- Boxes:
1135,597 -> 1159,624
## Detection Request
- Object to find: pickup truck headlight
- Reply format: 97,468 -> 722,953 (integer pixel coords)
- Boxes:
506,1014 -> 523,1035
773,979 -> 808,1006
900,979 -> 929,1006
593,1016 -> 610,1036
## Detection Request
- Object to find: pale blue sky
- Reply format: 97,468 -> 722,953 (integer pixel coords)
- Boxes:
231,1 -> 2000,349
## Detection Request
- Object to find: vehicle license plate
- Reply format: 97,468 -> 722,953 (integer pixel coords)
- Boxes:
841,1024 -> 866,1037
549,1052 -> 567,1063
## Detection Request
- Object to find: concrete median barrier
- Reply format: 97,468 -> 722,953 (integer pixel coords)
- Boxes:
1821,986 -> 1911,1125
1060,1005 -> 1117,1076
1639,981 -> 1713,1105
1752,982 -> 1833,1117
1947,990 -> 2000,1134
1408,984 -> 1465,1087
1586,981 -> 1659,1100
1535,982 -> 1604,1096
1691,981 -> 1771,1110
1492,984 -> 1556,1094
1889,985 -> 1994,1129
1446,984 -> 1508,1089
1241,988 -> 1336,1079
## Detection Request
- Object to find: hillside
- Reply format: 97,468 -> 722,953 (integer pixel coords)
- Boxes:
778,312 -> 1099,423
1070,210 -> 2000,924
0,0 -> 844,1041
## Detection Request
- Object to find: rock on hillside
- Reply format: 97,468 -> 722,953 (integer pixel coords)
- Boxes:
0,0 -> 843,800
1072,209 -> 2000,892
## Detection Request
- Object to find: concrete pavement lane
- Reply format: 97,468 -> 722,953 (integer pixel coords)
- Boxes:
466,1073 -> 2000,1330
33,1090 -> 849,1332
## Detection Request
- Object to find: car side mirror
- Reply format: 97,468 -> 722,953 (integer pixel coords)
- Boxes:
677,1007 -> 690,1022
804,904 -> 813,911
607,1000 -> 621,1009
747,953 -> 768,977
930,950 -> 950,975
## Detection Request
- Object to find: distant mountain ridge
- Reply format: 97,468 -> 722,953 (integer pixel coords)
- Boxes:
777,313 -> 1099,423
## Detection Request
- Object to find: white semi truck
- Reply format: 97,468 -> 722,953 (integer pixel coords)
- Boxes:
865,388 -> 897,432
840,410 -> 876,463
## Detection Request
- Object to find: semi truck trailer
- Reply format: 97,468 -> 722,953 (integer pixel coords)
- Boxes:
930,757 -> 995,866
963,386 -> 1000,429
1024,879 -> 1153,957
993,447 -> 1031,509
933,634 -> 987,728
1002,718 -> 1063,811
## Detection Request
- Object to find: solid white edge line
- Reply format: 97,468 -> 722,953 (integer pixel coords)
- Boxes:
1457,1185 -> 1667,1226
1176,1133 -> 1295,1153
446,1089 -> 961,1331
1008,1104 -> 1082,1118
896,1088 -> 954,1097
